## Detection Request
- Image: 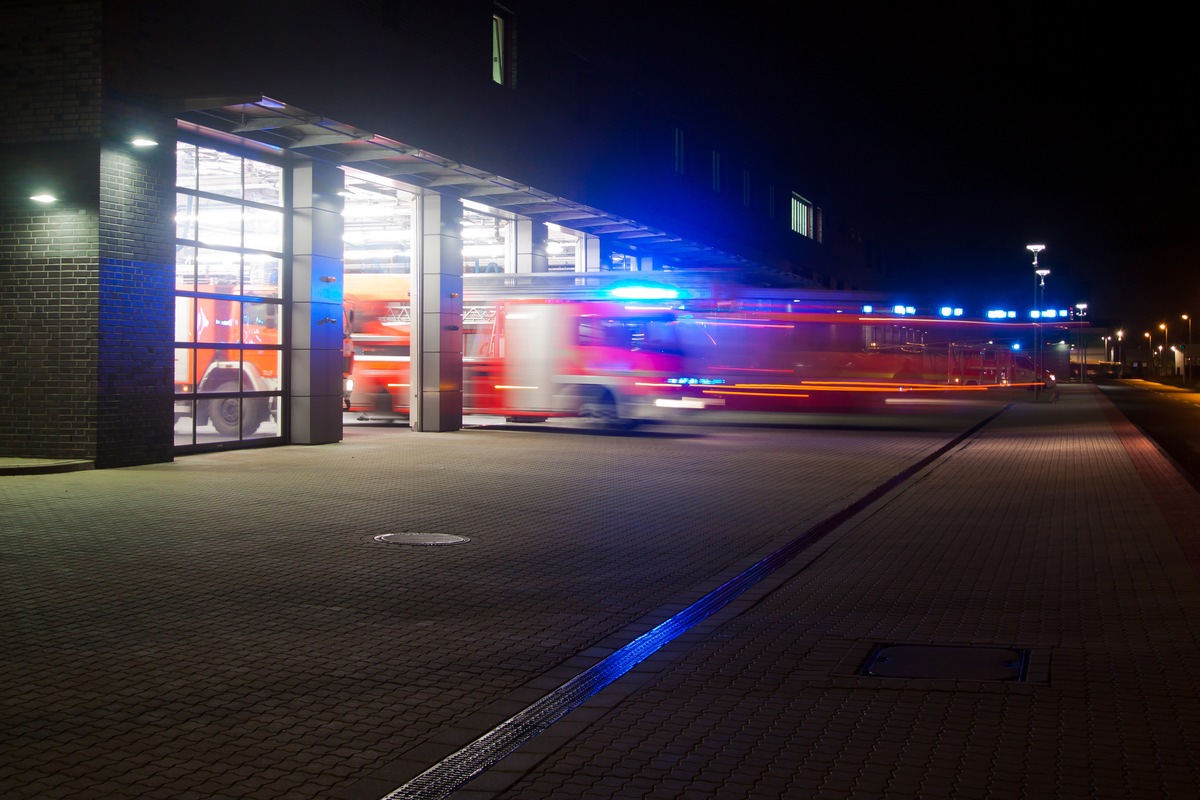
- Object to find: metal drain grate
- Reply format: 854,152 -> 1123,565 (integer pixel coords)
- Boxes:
859,644 -> 1030,681
374,533 -> 471,546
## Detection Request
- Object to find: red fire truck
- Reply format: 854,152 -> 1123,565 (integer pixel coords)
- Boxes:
671,310 -> 1056,410
343,285 -> 699,427
175,295 -> 281,436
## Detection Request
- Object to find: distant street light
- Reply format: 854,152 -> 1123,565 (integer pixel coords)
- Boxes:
1184,314 -> 1193,384
1028,244 -> 1047,381
1160,322 -> 1170,377
1075,303 -> 1088,382
1144,332 -> 1153,377
1116,329 -> 1125,374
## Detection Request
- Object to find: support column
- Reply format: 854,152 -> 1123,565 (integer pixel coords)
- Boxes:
580,234 -> 601,272
514,218 -> 549,273
290,160 -> 344,444
410,193 -> 463,432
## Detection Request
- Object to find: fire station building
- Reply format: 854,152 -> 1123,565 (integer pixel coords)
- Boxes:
1,0 -> 878,468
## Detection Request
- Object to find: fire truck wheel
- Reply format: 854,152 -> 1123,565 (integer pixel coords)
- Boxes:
579,388 -> 635,430
209,381 -> 265,437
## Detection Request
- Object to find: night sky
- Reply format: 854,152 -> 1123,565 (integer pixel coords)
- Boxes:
533,4 -> 1198,337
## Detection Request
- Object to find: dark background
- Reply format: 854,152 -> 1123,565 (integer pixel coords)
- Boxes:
532,3 -> 1198,337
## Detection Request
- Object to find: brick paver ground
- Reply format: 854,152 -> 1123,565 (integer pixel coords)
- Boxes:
3,387 -> 1198,800
456,387 -> 1200,800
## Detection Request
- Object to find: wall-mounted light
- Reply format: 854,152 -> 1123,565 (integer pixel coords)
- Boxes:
30,193 -> 57,204
130,137 -> 158,147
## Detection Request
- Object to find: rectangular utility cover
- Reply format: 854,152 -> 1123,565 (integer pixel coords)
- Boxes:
859,644 -> 1030,681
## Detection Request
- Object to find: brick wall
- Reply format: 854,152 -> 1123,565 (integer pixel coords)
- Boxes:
1,2 -> 174,465
95,98 -> 175,467
0,2 -> 104,460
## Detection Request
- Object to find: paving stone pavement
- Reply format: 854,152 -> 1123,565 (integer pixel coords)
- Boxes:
2,386 -> 1198,800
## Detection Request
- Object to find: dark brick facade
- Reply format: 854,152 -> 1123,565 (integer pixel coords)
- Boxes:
96,100 -> 175,468
1,2 -> 173,465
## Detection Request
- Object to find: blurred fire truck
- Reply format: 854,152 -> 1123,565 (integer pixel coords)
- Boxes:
342,273 -> 699,427
671,310 -> 1057,410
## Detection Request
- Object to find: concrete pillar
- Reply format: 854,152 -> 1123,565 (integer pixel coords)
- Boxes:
514,218 -> 549,273
581,235 -> 601,272
638,255 -> 655,271
290,160 -> 344,445
410,193 -> 463,432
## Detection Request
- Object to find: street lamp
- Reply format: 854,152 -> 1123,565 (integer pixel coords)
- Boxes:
1075,303 -> 1088,382
1160,322 -> 1169,378
1028,244 -> 1047,380
1144,332 -> 1152,377
1116,329 -> 1124,374
1183,314 -> 1193,384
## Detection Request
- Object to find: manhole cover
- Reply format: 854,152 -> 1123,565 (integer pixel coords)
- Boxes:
859,644 -> 1029,681
374,533 -> 471,546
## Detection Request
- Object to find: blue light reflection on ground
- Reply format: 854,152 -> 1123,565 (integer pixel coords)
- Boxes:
383,406 -> 1007,800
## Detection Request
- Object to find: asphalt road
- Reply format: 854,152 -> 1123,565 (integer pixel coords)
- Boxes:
1097,379 -> 1200,492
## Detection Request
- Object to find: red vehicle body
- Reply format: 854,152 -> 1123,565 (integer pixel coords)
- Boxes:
672,311 -> 1056,410
176,295 -> 281,435
343,276 -> 697,427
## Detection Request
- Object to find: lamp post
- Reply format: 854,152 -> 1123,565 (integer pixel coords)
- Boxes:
1159,322 -> 1169,378
1116,329 -> 1124,375
1075,303 -> 1088,382
1145,332 -> 1154,377
1028,244 -> 1047,381
1184,314 -> 1193,384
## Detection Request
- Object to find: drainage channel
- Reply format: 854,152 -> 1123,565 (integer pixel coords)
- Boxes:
377,405 -> 1010,800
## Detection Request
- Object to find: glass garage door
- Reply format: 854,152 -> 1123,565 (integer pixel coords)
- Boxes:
174,141 -> 286,449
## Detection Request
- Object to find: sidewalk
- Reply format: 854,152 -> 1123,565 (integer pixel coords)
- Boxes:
2,385 -> 1199,800
0,456 -> 93,475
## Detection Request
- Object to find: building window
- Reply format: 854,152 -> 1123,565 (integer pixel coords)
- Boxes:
673,127 -> 685,175
791,193 -> 814,239
492,10 -> 513,87
711,151 -> 721,192
174,141 -> 286,449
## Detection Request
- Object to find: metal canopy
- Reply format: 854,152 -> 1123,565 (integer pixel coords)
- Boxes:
175,96 -> 764,272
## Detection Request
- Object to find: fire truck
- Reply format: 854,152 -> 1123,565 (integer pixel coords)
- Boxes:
175,295 -> 281,436
343,280 -> 698,427
671,310 -> 1057,410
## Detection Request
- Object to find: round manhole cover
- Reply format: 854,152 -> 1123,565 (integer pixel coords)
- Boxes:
374,533 -> 471,546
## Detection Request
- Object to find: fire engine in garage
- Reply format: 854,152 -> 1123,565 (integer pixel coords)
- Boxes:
175,295 -> 281,436
342,274 -> 702,427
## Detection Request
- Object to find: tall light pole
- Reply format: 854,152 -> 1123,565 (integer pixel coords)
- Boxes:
1184,314 -> 1193,384
1075,303 -> 1088,382
1144,332 -> 1153,377
1160,322 -> 1169,378
1028,244 -> 1047,381
1116,329 -> 1124,375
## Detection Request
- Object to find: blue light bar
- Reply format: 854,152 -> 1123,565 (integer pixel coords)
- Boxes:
607,280 -> 680,301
